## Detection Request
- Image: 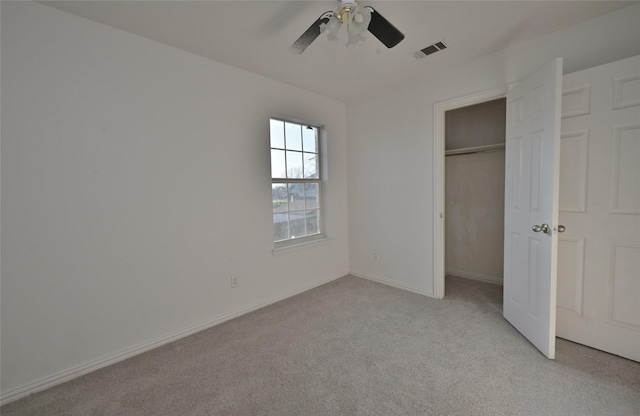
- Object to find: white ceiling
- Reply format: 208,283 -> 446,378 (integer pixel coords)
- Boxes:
42,0 -> 637,102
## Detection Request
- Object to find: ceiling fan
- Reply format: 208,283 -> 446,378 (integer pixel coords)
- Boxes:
289,0 -> 405,54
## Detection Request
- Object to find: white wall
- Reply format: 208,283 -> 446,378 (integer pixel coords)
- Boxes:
347,3 -> 640,295
1,1 -> 348,401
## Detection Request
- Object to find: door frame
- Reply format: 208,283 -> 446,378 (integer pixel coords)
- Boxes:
432,84 -> 510,299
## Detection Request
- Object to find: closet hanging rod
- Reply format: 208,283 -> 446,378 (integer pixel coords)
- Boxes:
445,143 -> 505,157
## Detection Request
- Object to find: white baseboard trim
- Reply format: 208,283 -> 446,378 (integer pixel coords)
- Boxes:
0,270 -> 348,406
349,269 -> 435,298
446,269 -> 503,286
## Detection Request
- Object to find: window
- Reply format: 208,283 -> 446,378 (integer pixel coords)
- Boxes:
270,118 -> 322,245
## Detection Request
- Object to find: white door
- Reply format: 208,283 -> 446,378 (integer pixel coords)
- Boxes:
503,58 -> 563,359
557,55 -> 640,361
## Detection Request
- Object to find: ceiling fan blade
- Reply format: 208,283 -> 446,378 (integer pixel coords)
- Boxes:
289,11 -> 333,54
364,6 -> 405,48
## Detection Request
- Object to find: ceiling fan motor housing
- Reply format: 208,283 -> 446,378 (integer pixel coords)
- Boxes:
337,0 -> 357,22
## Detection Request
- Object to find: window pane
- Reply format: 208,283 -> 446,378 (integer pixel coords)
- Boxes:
289,211 -> 306,238
303,127 -> 317,152
304,183 -> 319,209
306,209 -> 319,235
288,183 -> 305,211
271,149 -> 286,178
273,213 -> 289,241
303,152 -> 318,179
272,184 -> 288,213
285,122 -> 302,151
270,119 -> 285,149
286,151 -> 303,178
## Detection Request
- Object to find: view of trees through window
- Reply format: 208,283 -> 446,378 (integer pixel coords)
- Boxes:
270,118 -> 321,243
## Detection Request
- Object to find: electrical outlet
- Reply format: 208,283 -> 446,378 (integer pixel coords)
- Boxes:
372,250 -> 379,261
230,275 -> 238,288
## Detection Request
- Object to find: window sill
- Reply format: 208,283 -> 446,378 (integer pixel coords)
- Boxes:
272,236 -> 331,257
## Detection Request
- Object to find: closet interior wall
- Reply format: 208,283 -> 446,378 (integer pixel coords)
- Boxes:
445,99 -> 506,285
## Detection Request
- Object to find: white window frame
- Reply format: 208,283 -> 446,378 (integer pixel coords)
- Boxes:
270,117 -> 325,249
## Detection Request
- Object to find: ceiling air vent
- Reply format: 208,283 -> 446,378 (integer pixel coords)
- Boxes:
414,41 -> 447,59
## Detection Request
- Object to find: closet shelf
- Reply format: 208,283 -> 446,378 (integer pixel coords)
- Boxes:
445,143 -> 505,157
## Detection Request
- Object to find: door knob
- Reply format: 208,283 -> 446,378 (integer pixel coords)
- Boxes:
557,225 -> 566,233
532,224 -> 550,234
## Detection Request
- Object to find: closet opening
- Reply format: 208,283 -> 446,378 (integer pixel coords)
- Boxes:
443,97 -> 506,296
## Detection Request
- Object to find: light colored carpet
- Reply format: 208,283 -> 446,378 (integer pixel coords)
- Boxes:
2,275 -> 639,415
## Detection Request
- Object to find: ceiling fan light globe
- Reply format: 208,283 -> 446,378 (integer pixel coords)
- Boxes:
322,15 -> 342,41
347,6 -> 371,35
